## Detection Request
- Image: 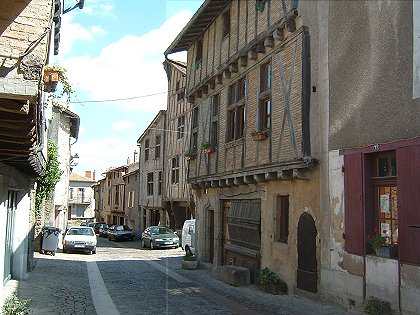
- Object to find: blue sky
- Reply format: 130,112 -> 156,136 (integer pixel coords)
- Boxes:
54,0 -> 203,175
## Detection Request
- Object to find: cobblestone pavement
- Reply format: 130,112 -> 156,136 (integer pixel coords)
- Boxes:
17,238 -> 358,315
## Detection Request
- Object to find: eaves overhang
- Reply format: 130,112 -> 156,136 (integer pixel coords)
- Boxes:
164,0 -> 229,55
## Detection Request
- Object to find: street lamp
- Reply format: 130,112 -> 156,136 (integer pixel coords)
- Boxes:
70,153 -> 79,169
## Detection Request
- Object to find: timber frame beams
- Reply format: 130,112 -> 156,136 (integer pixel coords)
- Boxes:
0,98 -> 43,175
186,9 -> 299,101
189,158 -> 315,189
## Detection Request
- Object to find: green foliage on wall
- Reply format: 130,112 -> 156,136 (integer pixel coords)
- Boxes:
35,141 -> 63,217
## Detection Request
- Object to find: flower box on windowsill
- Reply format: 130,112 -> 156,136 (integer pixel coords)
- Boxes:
251,130 -> 269,141
200,143 -> 215,154
185,151 -> 197,160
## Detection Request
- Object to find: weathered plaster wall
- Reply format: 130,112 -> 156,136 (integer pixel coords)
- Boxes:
260,168 -> 320,293
320,149 -> 364,307
192,166 -> 320,293
329,0 -> 420,150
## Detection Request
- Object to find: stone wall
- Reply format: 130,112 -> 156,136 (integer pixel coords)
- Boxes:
0,0 -> 52,99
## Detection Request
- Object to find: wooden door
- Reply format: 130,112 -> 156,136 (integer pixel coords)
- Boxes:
297,212 -> 317,293
208,210 -> 214,263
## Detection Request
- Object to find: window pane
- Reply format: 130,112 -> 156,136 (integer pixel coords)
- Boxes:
236,106 -> 244,139
378,157 -> 389,177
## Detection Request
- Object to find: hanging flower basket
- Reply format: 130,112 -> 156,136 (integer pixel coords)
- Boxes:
251,130 -> 268,141
42,65 -> 74,99
43,69 -> 60,92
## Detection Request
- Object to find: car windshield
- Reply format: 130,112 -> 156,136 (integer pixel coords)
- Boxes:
151,227 -> 173,235
67,228 -> 94,236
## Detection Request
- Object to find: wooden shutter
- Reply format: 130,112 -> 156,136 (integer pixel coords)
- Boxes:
344,152 -> 365,255
397,145 -> 420,265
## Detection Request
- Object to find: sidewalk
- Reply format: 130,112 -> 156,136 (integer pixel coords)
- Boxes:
16,253 -> 96,315
115,241 -> 360,315
165,258 -> 360,315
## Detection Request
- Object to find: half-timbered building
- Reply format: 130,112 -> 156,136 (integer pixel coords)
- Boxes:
165,0 -> 322,292
138,110 -> 169,230
101,165 -> 127,226
162,59 -> 195,231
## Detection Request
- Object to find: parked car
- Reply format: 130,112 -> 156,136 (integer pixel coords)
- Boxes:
101,224 -> 114,238
63,226 -> 97,254
97,223 -> 109,237
91,222 -> 107,235
182,219 -> 196,255
108,225 -> 135,241
141,226 -> 179,249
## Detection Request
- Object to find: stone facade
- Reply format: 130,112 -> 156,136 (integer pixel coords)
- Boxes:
0,0 -> 52,99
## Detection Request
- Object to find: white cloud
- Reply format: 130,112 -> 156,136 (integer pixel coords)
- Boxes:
81,0 -> 115,16
111,120 -> 135,132
59,14 -> 106,56
64,10 -> 191,112
73,136 -> 137,174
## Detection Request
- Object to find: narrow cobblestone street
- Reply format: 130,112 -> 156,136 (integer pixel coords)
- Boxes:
15,238 -> 356,315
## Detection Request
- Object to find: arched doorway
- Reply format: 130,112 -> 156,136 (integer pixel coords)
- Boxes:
297,212 -> 318,293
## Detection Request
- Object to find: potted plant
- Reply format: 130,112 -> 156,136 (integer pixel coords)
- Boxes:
251,130 -> 268,141
258,267 -> 288,295
200,142 -> 215,154
43,65 -> 74,99
368,235 -> 395,258
181,252 -> 199,270
43,67 -> 59,92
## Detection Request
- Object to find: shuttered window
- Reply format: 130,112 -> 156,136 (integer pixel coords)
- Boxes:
397,145 -> 420,265
224,199 -> 261,250
344,152 -> 365,256
276,195 -> 289,243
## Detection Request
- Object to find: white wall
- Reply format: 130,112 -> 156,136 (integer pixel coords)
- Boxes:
0,163 -> 34,287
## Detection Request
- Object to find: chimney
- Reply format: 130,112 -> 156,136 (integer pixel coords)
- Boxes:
92,171 -> 95,181
85,170 -> 91,179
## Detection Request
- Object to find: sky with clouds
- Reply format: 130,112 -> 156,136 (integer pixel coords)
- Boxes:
53,0 -> 203,176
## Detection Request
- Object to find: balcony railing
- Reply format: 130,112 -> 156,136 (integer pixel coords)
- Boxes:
68,194 -> 92,204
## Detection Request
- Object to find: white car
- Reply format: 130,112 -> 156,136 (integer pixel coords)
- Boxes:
182,219 -> 196,255
63,226 -> 97,254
